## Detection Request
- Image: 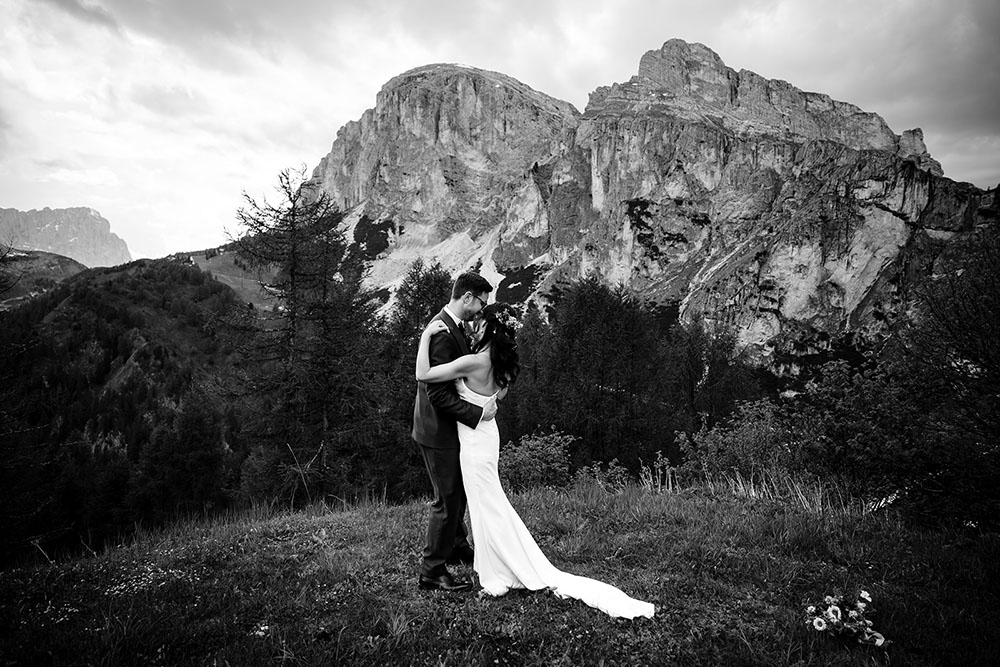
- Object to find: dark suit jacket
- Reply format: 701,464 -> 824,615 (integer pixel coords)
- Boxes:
411,309 -> 484,449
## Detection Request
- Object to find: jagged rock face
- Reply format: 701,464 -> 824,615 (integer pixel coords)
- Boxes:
309,39 -> 989,360
310,64 -> 578,290
0,207 -> 132,268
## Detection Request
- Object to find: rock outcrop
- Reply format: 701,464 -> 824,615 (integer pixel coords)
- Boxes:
309,39 -> 991,362
0,207 -> 132,268
310,64 -> 579,291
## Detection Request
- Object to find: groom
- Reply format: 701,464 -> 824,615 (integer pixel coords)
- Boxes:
412,271 -> 496,592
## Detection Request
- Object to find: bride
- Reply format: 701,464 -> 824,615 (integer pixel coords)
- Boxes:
415,302 -> 655,620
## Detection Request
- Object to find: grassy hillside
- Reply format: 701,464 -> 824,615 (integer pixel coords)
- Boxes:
0,248 -> 87,310
187,246 -> 277,311
0,257 -> 243,563
1,480 -> 996,666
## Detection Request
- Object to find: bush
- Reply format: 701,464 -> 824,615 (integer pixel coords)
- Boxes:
677,399 -> 809,482
499,428 -> 573,492
572,457 -> 632,492
682,356 -> 1000,531
785,357 -> 1000,529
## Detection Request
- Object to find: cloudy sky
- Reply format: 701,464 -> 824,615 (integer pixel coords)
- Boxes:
1,0 -> 998,259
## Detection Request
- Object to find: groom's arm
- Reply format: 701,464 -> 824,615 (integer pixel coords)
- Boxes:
423,330 -> 484,429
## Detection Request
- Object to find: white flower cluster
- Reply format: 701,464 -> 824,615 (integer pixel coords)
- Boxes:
804,589 -> 886,647
105,561 -> 201,597
495,309 -> 522,333
42,602 -> 80,624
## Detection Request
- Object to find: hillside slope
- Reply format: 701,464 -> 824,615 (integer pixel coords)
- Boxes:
0,258 -> 242,562
0,249 -> 87,310
1,484 -> 997,666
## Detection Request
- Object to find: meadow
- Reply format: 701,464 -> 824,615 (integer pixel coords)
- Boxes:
2,475 -> 997,666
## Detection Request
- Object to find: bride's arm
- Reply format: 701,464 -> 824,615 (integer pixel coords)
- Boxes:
415,323 -> 486,382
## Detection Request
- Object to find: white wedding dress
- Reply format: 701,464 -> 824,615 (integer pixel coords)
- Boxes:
456,379 -> 655,619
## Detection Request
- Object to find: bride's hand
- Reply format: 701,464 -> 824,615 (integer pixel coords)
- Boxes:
422,320 -> 449,337
481,395 -> 498,421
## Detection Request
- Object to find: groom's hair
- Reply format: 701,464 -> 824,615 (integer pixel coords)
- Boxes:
452,271 -> 493,299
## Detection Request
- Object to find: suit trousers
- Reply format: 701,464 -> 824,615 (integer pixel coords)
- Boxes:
418,442 -> 471,575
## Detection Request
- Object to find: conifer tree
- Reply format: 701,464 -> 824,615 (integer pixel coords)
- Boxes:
518,275 -> 670,469
136,388 -> 229,522
377,258 -> 454,497
661,317 -> 760,435
231,168 -> 381,503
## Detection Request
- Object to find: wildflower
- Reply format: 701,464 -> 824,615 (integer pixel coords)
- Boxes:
805,589 -> 888,647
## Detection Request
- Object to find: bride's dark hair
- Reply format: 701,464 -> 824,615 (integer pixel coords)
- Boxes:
473,302 -> 521,388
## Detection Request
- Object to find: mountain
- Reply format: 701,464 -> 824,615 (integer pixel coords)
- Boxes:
0,257 -> 241,561
0,249 -> 87,311
308,39 -> 995,361
0,206 -> 132,268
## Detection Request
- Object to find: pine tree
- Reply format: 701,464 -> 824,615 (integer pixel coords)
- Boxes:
230,168 -> 381,504
513,275 -> 670,470
661,317 -> 760,436
377,258 -> 454,498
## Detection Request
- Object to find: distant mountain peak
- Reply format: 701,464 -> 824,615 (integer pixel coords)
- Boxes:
0,206 -> 132,268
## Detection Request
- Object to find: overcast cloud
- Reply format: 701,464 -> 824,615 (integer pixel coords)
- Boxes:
1,0 -> 997,259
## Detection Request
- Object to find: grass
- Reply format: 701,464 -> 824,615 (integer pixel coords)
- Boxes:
1,479 -> 998,666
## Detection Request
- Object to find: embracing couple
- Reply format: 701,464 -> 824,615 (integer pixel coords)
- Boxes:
411,272 -> 655,620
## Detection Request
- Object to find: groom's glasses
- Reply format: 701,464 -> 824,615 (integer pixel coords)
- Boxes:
470,293 -> 488,310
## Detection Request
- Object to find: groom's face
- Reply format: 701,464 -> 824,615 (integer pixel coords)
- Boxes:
462,291 -> 489,321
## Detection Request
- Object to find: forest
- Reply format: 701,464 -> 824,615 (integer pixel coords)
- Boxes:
1,172 -> 997,567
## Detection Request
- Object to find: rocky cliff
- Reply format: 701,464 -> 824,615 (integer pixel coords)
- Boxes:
0,207 -> 132,268
309,39 -> 993,361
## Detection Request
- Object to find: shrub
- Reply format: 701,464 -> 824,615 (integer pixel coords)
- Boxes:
499,428 -> 573,492
678,399 -> 807,482
572,457 -> 632,492
638,450 -> 678,493
784,357 -> 1000,529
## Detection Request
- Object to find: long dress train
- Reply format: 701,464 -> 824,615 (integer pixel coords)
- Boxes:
456,379 -> 655,620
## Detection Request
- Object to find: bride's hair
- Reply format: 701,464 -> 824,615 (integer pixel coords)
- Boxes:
473,302 -> 521,388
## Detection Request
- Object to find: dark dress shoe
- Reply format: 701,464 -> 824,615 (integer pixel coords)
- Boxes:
418,570 -> 472,592
447,546 -> 475,566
